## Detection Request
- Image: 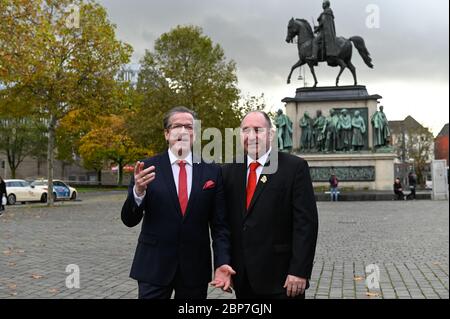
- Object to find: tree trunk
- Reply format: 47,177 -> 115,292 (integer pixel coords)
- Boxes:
6,148 -> 18,178
10,166 -> 16,179
97,169 -> 102,186
61,162 -> 66,180
117,160 -> 123,186
47,115 -> 57,206
37,159 -> 41,176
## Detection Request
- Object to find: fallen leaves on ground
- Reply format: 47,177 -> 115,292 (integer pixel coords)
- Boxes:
354,276 -> 364,281
3,251 -> 12,256
7,283 -> 17,290
2,248 -> 26,256
366,291 -> 380,297
31,274 -> 44,279
49,288 -> 59,294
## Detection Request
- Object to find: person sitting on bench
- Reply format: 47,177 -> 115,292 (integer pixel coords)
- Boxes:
394,177 -> 405,200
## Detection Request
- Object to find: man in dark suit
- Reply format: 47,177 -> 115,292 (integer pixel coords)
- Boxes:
0,176 -> 7,214
121,106 -> 235,299
222,111 -> 319,299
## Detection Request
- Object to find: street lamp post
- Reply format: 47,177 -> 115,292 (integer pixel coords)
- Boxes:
297,66 -> 308,87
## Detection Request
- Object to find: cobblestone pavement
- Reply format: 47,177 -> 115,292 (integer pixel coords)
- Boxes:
0,192 -> 448,299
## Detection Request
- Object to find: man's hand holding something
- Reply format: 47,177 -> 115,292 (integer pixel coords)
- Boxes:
134,161 -> 156,197
210,264 -> 236,293
284,275 -> 307,297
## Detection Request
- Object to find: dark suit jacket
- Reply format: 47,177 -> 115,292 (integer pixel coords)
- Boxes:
222,152 -> 318,295
0,181 -> 6,197
121,151 -> 230,287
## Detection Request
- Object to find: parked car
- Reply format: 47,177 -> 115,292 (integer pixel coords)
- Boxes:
31,179 -> 78,201
4,179 -> 48,205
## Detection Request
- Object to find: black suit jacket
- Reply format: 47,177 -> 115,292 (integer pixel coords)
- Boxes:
0,181 -> 6,196
121,151 -> 230,287
222,152 -> 318,295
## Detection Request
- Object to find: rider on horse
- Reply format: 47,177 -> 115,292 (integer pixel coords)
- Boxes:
306,0 -> 338,63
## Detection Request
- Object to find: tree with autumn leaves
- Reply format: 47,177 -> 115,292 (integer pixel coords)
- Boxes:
130,25 -> 242,154
78,114 -> 151,186
1,0 -> 132,203
0,86 -> 48,178
1,1 -> 249,196
56,82 -> 141,186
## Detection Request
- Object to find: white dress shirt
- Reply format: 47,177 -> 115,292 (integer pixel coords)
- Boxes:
246,148 -> 271,186
134,149 -> 193,206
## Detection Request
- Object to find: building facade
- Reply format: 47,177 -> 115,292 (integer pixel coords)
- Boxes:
389,116 -> 434,186
434,123 -> 449,166
0,154 -> 131,185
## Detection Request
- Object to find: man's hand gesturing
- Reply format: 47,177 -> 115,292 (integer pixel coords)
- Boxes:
134,161 -> 156,197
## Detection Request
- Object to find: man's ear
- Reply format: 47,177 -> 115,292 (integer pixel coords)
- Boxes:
164,129 -> 170,143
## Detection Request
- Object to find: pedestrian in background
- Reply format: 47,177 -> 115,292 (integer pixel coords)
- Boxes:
329,174 -> 339,201
407,171 -> 417,200
394,177 -> 405,200
0,176 -> 7,214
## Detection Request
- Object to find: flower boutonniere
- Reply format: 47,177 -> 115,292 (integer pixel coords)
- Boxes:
260,175 -> 267,183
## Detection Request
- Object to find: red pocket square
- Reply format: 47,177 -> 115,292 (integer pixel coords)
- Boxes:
203,180 -> 215,190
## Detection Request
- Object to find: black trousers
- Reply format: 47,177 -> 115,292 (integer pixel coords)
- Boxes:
138,268 -> 208,299
235,268 -> 305,300
407,187 -> 416,199
394,190 -> 404,200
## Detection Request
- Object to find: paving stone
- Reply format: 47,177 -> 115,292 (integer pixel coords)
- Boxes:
0,193 -> 447,299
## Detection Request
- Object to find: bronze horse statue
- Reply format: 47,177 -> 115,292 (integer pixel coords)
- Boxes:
286,18 -> 373,87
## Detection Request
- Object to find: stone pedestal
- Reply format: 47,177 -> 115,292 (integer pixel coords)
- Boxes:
431,160 -> 449,200
282,85 -> 396,191
300,152 -> 397,191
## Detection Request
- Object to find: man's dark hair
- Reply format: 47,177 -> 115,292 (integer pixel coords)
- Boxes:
163,106 -> 198,129
241,111 -> 272,129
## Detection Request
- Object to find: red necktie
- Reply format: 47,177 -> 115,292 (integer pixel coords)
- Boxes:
246,161 -> 260,209
178,160 -> 188,215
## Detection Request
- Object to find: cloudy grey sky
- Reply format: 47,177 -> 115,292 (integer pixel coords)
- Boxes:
99,0 -> 449,135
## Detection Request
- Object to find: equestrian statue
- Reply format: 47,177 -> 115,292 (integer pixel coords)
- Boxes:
286,0 -> 373,87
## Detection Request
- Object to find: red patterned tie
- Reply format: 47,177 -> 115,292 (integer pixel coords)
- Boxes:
246,161 -> 261,209
178,160 -> 188,215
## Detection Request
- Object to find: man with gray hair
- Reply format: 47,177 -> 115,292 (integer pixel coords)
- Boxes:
222,111 -> 318,299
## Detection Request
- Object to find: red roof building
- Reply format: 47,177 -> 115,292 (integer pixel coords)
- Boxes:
435,123 -> 449,166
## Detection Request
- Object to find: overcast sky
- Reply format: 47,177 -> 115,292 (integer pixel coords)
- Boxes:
98,0 -> 449,135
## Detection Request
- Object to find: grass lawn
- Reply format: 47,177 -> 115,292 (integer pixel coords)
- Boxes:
76,186 -> 128,193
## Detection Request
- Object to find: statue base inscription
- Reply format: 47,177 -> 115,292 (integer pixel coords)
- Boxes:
299,152 -> 396,191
